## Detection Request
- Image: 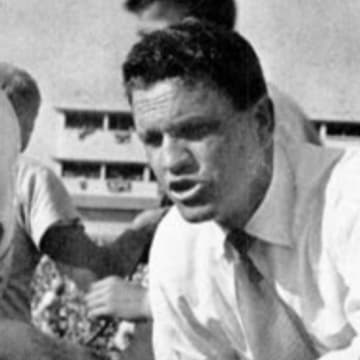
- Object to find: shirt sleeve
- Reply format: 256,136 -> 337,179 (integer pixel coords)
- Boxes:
21,164 -> 80,248
320,152 -> 360,359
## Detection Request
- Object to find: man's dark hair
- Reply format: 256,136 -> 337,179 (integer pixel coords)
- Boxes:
124,0 -> 237,30
123,19 -> 267,112
0,63 -> 41,124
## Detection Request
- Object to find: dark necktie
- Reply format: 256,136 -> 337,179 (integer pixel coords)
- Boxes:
226,230 -> 318,360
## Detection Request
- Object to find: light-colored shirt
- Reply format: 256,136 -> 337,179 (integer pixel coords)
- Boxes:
149,141 -> 360,360
0,90 -> 20,297
0,156 -> 79,321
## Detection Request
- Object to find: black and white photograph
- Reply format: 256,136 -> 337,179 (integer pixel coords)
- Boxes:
0,1 -> 359,359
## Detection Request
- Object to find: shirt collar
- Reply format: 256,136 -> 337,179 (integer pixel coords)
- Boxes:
244,142 -> 295,248
180,142 -> 297,259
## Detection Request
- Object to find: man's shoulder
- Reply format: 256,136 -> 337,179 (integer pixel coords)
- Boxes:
326,148 -> 360,201
319,147 -> 360,230
290,144 -> 360,197
321,148 -> 360,267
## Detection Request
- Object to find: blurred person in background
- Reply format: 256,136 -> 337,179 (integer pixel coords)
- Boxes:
0,87 -> 20,312
0,62 -> 157,360
0,62 -> 113,322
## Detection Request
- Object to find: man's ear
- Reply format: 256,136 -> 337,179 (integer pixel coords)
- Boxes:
253,96 -> 274,145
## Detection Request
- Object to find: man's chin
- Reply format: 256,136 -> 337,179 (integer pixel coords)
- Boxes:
176,203 -> 216,223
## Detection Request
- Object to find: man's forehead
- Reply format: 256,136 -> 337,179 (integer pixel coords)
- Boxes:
132,80 -> 180,120
132,79 -> 238,127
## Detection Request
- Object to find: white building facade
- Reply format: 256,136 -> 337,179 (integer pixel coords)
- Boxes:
54,106 -> 160,242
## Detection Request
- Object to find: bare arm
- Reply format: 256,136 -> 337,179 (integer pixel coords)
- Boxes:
85,276 -> 151,320
40,207 -> 168,279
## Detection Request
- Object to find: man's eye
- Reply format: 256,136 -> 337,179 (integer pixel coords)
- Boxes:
143,132 -> 163,147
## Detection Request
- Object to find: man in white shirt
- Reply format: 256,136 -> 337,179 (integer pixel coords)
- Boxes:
87,0 -> 321,326
121,19 -> 360,359
85,0 -> 321,326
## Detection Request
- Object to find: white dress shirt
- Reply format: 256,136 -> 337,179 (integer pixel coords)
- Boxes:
149,141 -> 360,359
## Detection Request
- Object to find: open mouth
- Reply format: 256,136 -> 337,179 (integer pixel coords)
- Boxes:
169,179 -> 197,193
168,180 -> 205,204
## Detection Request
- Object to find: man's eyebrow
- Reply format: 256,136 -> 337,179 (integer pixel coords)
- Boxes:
160,118 -> 220,141
168,115 -> 221,131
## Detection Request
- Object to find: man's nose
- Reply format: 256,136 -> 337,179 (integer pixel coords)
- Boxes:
161,137 -> 194,175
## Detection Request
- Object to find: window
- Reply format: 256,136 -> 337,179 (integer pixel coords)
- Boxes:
65,111 -> 104,129
106,163 -> 144,181
108,113 -> 134,131
325,122 -> 360,137
62,161 -> 101,179
106,163 -> 143,193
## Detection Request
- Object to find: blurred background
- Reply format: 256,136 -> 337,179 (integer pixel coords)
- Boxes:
2,0 -> 360,357
0,0 -> 358,165
3,0 -> 360,238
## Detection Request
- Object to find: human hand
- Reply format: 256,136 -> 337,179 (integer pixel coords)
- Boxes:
161,288 -> 243,360
57,263 -> 97,293
178,296 -> 242,360
85,276 -> 150,321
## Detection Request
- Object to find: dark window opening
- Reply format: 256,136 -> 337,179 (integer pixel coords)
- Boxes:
62,161 -> 101,179
108,113 -> 134,131
106,163 -> 144,181
319,122 -> 360,137
65,112 -> 103,129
